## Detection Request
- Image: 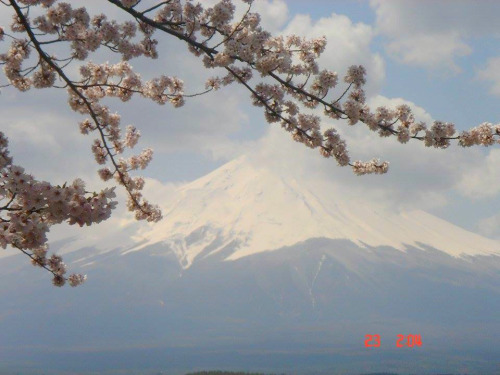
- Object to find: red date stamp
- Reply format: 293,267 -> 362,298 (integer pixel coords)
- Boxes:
364,334 -> 422,348
364,334 -> 381,347
396,334 -> 422,347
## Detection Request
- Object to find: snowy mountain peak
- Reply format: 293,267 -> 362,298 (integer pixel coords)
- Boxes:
127,156 -> 500,268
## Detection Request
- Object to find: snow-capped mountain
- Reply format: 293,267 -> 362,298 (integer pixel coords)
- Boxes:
126,156 -> 499,268
1,156 -> 500,374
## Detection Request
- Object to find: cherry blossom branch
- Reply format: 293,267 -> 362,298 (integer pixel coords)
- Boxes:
109,0 -> 500,165
14,244 -> 86,287
0,131 -> 113,286
107,0 -> 388,173
9,1 -> 130,201
108,0 -> 217,57
9,0 -> 161,222
226,65 -> 387,174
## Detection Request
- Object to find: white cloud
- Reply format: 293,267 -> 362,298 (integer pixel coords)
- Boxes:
370,0 -> 500,72
241,94 -> 488,213
282,12 -> 385,95
252,0 -> 289,33
456,149 -> 500,199
385,33 -> 471,73
2,113 -> 67,153
0,100 -> 101,184
477,213 -> 500,239
477,57 -> 500,96
201,0 -> 289,34
368,95 -> 434,123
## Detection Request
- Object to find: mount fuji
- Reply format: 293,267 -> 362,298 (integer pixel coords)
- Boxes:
1,156 -> 499,374
124,156 -> 499,265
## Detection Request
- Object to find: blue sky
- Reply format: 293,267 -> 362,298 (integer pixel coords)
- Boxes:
291,0 -> 500,230
288,0 -> 500,128
2,0 -> 500,244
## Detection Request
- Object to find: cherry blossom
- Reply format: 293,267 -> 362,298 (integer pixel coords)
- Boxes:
0,132 -> 114,286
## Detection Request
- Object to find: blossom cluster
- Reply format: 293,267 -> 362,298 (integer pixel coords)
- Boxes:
0,132 -> 116,286
351,159 -> 389,176
32,1 -> 157,61
68,88 -> 162,222
1,0 -> 173,226
459,122 -> 500,147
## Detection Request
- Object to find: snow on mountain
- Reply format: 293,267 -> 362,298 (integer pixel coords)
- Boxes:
126,156 -> 500,268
